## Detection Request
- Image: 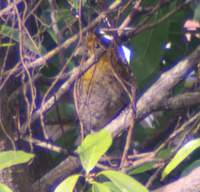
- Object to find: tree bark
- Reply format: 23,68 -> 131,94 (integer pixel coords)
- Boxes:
153,167 -> 200,192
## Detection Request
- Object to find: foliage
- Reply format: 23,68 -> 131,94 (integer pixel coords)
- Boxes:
0,0 -> 200,191
76,129 -> 112,173
0,151 -> 34,192
54,174 -> 80,192
0,183 -> 12,192
99,170 -> 148,192
55,130 -> 148,192
161,138 -> 200,180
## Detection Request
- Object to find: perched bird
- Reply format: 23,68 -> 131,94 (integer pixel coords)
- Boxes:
73,31 -> 136,138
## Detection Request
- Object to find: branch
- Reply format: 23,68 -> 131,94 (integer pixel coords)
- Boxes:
21,43 -> 200,137
106,45 -> 200,136
32,156 -> 80,192
3,0 -> 121,75
158,91 -> 200,111
123,0 -> 192,39
20,48 -> 105,135
0,0 -> 22,18
31,45 -> 200,192
117,0 -> 142,37
36,90 -> 200,148
33,153 -> 200,192
153,167 -> 200,192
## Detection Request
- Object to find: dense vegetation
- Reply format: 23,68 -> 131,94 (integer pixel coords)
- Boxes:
0,0 -> 200,192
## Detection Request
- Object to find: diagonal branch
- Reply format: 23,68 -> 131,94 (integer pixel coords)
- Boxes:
106,45 -> 200,136
21,44 -> 200,137
32,45 -> 200,192
20,48 -> 105,135
3,0 -> 121,75
153,167 -> 200,192
0,0 -> 22,18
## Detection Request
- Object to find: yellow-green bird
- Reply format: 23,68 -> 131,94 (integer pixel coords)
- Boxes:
74,31 -> 136,138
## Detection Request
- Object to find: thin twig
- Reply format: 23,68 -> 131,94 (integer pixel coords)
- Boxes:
23,136 -> 69,154
0,0 -> 22,18
124,0 -> 192,39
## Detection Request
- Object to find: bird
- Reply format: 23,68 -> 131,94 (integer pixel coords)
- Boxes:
73,31 -> 136,140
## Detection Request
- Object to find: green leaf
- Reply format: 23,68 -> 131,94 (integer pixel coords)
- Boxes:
71,0 -> 79,9
161,138 -> 200,180
129,162 -> 155,175
0,151 -> 34,170
0,42 -> 15,47
0,24 -> 44,54
76,129 -> 112,173
92,182 -> 111,192
0,25 -> 18,41
54,174 -> 80,192
102,182 -> 121,192
99,170 -> 149,192
68,0 -> 87,10
0,183 -> 13,192
156,148 -> 172,159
